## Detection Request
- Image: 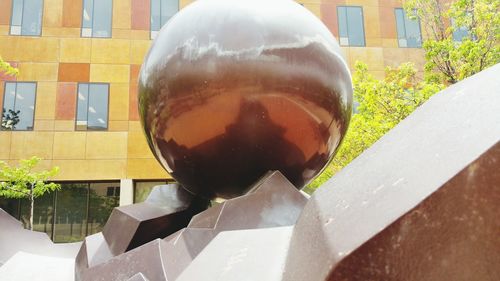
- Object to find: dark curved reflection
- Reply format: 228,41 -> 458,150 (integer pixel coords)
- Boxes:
138,0 -> 353,199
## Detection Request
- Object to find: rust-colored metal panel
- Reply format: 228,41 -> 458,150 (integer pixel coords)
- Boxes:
55,82 -> 77,120
379,6 -> 398,39
62,0 -> 82,28
0,0 -> 12,25
320,3 -> 339,37
131,0 -> 150,30
129,64 -> 141,121
58,63 -> 90,82
129,84 -> 139,121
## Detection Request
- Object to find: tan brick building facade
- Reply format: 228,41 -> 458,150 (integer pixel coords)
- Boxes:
0,0 -> 426,209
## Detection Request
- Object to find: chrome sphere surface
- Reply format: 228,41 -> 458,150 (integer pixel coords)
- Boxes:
139,0 -> 352,199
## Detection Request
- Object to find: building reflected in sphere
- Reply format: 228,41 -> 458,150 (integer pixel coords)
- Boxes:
138,0 -> 353,199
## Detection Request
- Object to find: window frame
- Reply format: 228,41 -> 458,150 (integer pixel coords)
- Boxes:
394,8 -> 423,48
9,0 -> 44,37
150,0 -> 179,40
1,81 -> 37,131
337,5 -> 366,47
75,82 -> 110,131
80,0 -> 113,38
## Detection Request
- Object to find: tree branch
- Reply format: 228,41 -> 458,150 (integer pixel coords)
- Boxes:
3,185 -> 30,196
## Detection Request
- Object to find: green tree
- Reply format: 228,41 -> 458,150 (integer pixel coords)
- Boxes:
0,56 -> 18,77
0,157 -> 60,230
308,62 -> 443,190
1,108 -> 21,130
404,0 -> 500,84
1,56 -> 20,129
307,0 -> 498,191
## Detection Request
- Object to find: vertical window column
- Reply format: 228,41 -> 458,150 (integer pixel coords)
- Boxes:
395,8 -> 422,48
76,83 -> 109,131
1,82 -> 36,131
81,0 -> 112,38
10,0 -> 44,36
151,0 -> 179,39
337,6 -> 366,47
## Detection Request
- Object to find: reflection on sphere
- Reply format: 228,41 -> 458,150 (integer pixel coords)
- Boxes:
139,0 -> 353,199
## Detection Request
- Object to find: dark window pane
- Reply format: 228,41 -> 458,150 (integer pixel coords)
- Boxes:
11,0 -> 23,26
87,84 -> 108,130
160,0 -> 178,26
82,0 -> 94,28
14,82 -> 36,130
337,7 -> 348,38
0,198 -> 20,219
19,198 -> 30,228
151,0 -> 161,31
88,183 -> 119,234
76,84 -> 89,130
134,181 -> 167,203
32,192 -> 55,239
21,0 -> 43,35
92,0 -> 112,37
346,7 -> 365,46
53,183 -> 89,243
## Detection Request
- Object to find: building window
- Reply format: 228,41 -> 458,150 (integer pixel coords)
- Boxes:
134,181 -> 169,203
337,6 -> 365,47
395,8 -> 422,48
451,19 -> 469,42
1,82 -> 36,131
81,0 -> 112,38
150,0 -> 179,39
10,0 -> 44,36
0,181 -> 120,242
76,83 -> 109,131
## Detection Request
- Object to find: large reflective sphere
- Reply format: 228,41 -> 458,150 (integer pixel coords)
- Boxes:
138,0 -> 352,199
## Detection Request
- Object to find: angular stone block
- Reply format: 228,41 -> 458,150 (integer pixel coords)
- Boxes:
0,252 -> 75,281
102,184 -> 208,256
186,202 -> 224,229
75,232 -> 113,281
177,227 -> 294,281
79,239 -> 169,281
162,228 -> 217,280
283,64 -> 500,280
0,209 -> 81,265
159,171 -> 307,280
127,273 -> 149,281
188,170 -> 308,232
329,143 -> 500,281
